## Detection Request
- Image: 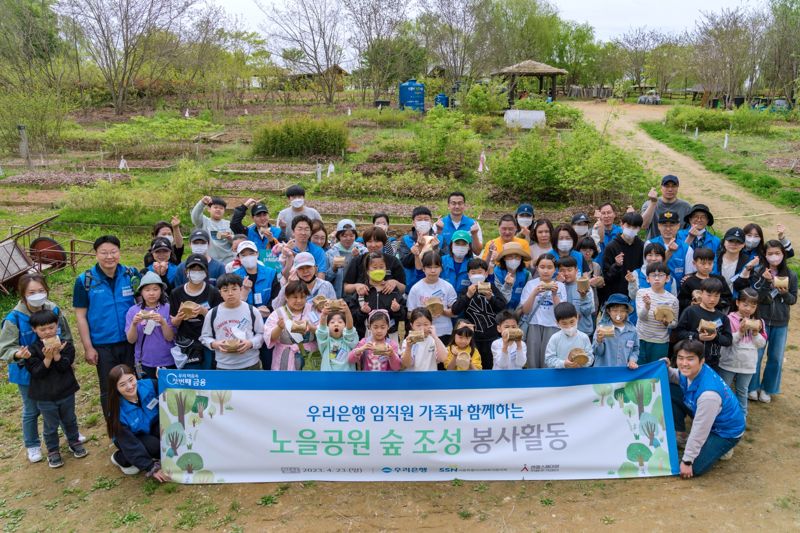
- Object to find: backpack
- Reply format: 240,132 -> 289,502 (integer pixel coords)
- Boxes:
209,303 -> 258,338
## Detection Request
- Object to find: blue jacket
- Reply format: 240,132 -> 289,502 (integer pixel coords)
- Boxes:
400,234 -> 424,293
493,266 -> 530,309
442,253 -> 472,295
677,228 -> 721,255
2,305 -> 63,385
679,364 -> 746,439
174,257 -> 226,287
564,282 -> 595,335
552,249 -> 588,276
438,214 -> 476,253
119,378 -> 159,436
78,264 -> 138,345
234,264 -> 278,307
247,224 -> 283,272
146,262 -> 179,288
592,309 -> 639,367
648,236 -> 691,291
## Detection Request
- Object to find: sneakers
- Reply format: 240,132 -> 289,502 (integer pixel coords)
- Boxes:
48,451 -> 64,468
720,449 -> 734,461
78,433 -> 88,444
69,443 -> 88,459
759,391 -> 772,403
748,391 -> 759,401
111,452 -> 140,475
27,447 -> 43,463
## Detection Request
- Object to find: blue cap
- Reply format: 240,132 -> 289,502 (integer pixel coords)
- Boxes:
661,174 -> 679,186
516,203 -> 534,216
603,293 -> 633,313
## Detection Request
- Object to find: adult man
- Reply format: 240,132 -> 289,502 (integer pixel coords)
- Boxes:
677,204 -> 721,254
480,214 -> 532,263
641,175 -> 692,240
279,215 -> 328,280
230,198 -> 284,272
276,184 -> 321,240
191,195 -> 234,264
667,339 -> 745,478
173,230 -> 227,287
73,235 -> 140,416
593,202 -> 622,265
398,206 -> 438,292
435,192 -> 483,255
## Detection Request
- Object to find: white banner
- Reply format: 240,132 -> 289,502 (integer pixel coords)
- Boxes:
158,363 -> 679,483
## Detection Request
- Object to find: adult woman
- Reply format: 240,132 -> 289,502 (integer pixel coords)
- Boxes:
106,364 -> 170,481
530,218 -> 555,263
344,226 -> 406,297
311,220 -> 329,250
372,212 -> 399,256
441,230 -> 474,295
552,224 -> 588,275
144,218 -> 184,267
0,273 -> 75,463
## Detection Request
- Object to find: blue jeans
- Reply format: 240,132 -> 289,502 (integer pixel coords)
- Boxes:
17,384 -> 41,449
749,324 -> 787,394
639,340 -> 669,364
37,395 -> 80,453
692,433 -> 741,477
717,368 -> 753,418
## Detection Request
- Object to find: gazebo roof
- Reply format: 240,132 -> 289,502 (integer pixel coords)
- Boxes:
491,60 -> 568,77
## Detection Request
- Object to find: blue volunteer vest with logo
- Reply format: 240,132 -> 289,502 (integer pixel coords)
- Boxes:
79,264 -> 138,345
649,236 -> 690,290
234,264 -> 277,307
442,254 -> 471,294
401,234 -> 424,293
119,379 -> 159,435
677,228 -> 721,255
494,266 -> 530,309
679,365 -> 745,439
3,306 -> 62,385
247,224 -> 283,271
439,214 -> 476,253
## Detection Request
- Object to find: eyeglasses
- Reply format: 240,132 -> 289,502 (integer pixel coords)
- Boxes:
648,273 -> 667,279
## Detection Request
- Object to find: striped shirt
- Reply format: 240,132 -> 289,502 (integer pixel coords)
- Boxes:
635,288 -> 679,343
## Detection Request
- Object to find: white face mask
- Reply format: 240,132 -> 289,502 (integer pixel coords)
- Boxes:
613,314 -> 624,323
452,245 -> 469,259
188,271 -> 206,284
517,216 -> 533,228
505,258 -> 521,271
766,254 -> 783,266
240,256 -> 258,270
622,227 -> 638,239
290,198 -> 305,209
469,274 -> 486,285
415,220 -> 431,235
573,225 -> 589,236
563,325 -> 578,337
26,292 -> 48,307
375,223 -> 388,232
163,234 -> 174,244
745,236 -> 760,249
191,244 -> 208,255
557,240 -> 573,252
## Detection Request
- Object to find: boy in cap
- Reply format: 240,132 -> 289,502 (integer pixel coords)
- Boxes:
145,237 -> 178,292
173,230 -> 227,287
678,204 -> 721,254
191,195 -> 234,263
644,210 -> 695,291
230,198 -> 284,272
276,184 -> 321,240
641,175 -> 692,240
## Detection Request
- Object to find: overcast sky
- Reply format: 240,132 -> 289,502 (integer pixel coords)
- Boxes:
222,0 -> 755,41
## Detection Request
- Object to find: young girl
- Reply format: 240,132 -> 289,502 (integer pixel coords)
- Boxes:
444,320 -> 482,370
400,308 -> 447,371
317,303 -> 358,371
348,311 -> 401,371
492,242 -> 532,310
743,222 -> 794,262
442,230 -> 474,295
125,272 -> 176,379
264,280 -> 318,370
577,237 -> 604,315
552,224 -> 587,275
519,253 -> 566,369
718,288 -> 767,417
350,252 -> 406,341
737,240 -> 797,403
406,251 -> 457,344
529,218 -> 555,263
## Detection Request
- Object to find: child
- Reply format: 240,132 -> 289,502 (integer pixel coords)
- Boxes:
519,253 -> 566,369
491,310 -> 526,369
191,195 -> 234,263
325,219 -> 366,298
678,247 -> 733,314
24,310 -> 87,468
717,288 -> 766,416
736,239 -> 797,403
263,280 -> 318,370
399,206 -> 438,293
350,252 -> 406,341
125,271 -> 176,378
317,302 -> 359,371
577,236 -> 604,316
200,273 -> 265,370
491,242 -> 532,310
557,256 -> 594,336
451,258 -> 507,369
713,227 -> 750,296
400,308 -> 448,371
544,302 -> 594,369
593,294 -> 639,368
406,251 -> 457,343
601,211 -> 645,300
272,252 -> 336,313
636,262 -> 679,364
349,310 -> 402,371
444,320 -> 482,370
674,277 -> 732,370
628,243 -> 676,298
442,230 -> 474,294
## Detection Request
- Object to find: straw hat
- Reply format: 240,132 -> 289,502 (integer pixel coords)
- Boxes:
495,242 -> 531,262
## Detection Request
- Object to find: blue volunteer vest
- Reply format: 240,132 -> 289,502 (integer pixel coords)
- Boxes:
3,306 -> 62,385
234,264 -> 277,307
119,379 -> 159,435
247,224 -> 283,271
439,214 -> 476,252
79,264 -> 138,345
494,266 -> 530,309
649,236 -> 690,290
147,262 -> 178,287
680,365 -> 745,439
401,234 -> 424,293
677,228 -> 721,254
442,254 -> 471,294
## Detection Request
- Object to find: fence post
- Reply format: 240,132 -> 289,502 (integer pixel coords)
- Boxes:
17,125 -> 32,169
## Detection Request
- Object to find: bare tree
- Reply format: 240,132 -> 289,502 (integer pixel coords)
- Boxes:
763,0 -> 800,103
258,0 -> 345,105
646,32 -> 693,94
59,0 -> 194,114
615,27 -> 656,87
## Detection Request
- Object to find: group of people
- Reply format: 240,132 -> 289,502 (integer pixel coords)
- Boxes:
1,176 -> 794,479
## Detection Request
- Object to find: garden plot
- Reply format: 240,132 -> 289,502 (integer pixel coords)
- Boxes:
213,162 -> 317,175
211,178 -> 289,193
0,170 -> 131,187
352,162 -> 420,175
0,158 -> 69,168
70,159 -> 175,170
765,157 -> 800,174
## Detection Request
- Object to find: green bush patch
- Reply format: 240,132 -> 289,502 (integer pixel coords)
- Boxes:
252,118 -> 348,157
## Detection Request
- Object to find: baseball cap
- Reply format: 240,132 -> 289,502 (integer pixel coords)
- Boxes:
336,219 -> 356,234
150,237 -> 172,252
658,210 -> 680,224
251,203 -> 268,216
724,227 -> 745,243
451,230 -> 472,245
516,203 -> 534,216
293,252 -> 316,269
184,253 -> 208,272
189,229 -> 210,243
571,213 -> 590,225
236,240 -> 258,255
661,175 -> 679,186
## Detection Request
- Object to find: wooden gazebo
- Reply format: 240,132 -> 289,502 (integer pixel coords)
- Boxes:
491,60 -> 568,104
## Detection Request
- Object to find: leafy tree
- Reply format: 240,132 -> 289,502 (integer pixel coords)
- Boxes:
613,387 -> 626,408
208,405 -> 217,419
624,380 -> 653,418
165,422 -> 186,457
192,395 -> 209,418
211,390 -> 232,414
622,404 -> 637,419
617,461 -> 639,478
593,384 -> 614,407
188,413 -> 201,428
763,0 -> 800,103
626,442 -> 652,469
615,27 -> 656,87
553,21 -> 597,86
193,470 -> 215,483
0,0 -> 65,90
176,452 -> 204,474
639,413 -> 661,447
483,0 -> 561,72
460,81 -> 508,115
651,398 -> 665,431
647,447 -> 671,475
166,389 -> 197,429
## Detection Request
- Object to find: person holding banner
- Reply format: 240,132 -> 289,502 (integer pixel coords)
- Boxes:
667,339 -> 745,478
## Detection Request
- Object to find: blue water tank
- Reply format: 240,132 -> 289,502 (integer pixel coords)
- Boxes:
399,79 -> 425,112
434,93 -> 449,108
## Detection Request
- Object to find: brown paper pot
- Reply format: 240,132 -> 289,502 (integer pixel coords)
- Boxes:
691,290 -> 702,304
597,325 -> 615,337
504,328 -> 523,342
654,306 -> 675,323
291,320 -> 308,334
43,336 -> 61,349
577,276 -> 590,292
456,352 -> 471,370
372,344 -> 391,356
328,299 -> 345,311
743,319 -> 761,334
569,348 -> 589,367
774,276 -> 789,290
222,339 -> 240,351
333,256 -> 346,268
540,281 -> 556,291
407,331 -> 425,344
426,297 -> 444,318
420,236 -> 437,255
312,295 -> 329,311
477,282 -> 492,294
179,301 -> 199,317
698,319 -> 717,334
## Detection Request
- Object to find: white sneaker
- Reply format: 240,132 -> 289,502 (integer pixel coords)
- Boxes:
720,449 -> 734,461
27,447 -> 43,463
78,433 -> 88,444
111,452 -> 140,475
748,391 -> 758,401
759,391 -> 772,404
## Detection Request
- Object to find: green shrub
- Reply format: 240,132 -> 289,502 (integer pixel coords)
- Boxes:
100,112 -> 219,148
60,180 -> 161,226
470,116 -> 501,135
0,89 -> 71,154
252,118 -> 348,157
666,106 -> 729,132
490,131 -> 564,201
461,82 -> 508,115
172,159 -> 212,213
413,106 -> 480,179
730,107 -> 771,134
317,170 -> 459,199
351,108 -> 415,128
513,99 -> 583,128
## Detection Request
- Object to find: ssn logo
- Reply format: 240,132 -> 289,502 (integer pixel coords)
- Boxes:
439,467 -> 459,472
